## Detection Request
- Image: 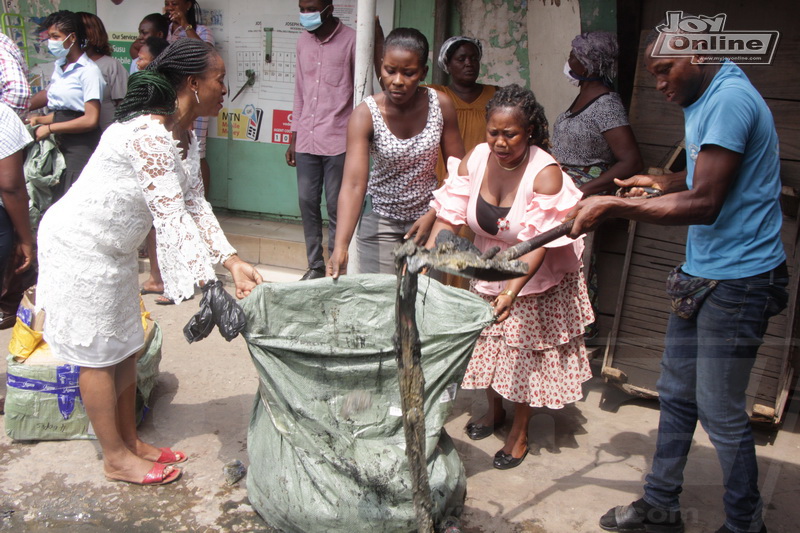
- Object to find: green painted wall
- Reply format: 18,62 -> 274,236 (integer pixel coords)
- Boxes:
207,137 -> 302,220
579,0 -> 617,32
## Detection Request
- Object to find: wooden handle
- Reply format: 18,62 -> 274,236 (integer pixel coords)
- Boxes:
496,219 -> 576,261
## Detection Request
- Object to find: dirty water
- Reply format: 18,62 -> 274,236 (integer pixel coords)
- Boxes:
0,470 -> 275,532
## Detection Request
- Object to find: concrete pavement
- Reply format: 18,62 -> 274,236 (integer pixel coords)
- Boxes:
1,274 -> 798,532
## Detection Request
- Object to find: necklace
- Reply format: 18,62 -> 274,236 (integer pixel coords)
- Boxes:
496,148 -> 528,171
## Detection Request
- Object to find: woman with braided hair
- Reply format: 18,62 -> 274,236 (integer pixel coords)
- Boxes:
36,38 -> 262,485
426,84 -> 593,470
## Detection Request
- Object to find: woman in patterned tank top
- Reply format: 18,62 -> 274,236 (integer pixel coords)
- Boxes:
328,28 -> 464,276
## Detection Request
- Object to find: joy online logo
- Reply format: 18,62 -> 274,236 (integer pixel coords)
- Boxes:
652,11 -> 780,64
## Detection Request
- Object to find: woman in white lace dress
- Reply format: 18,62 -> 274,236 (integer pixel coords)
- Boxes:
36,39 -> 262,486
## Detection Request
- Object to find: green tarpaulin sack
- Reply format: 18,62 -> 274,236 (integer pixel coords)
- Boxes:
241,274 -> 494,533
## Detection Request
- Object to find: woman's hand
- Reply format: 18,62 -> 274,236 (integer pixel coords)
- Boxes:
224,255 -> 263,299
491,292 -> 515,323
327,247 -> 348,279
168,4 -> 189,28
34,125 -> 51,141
405,209 -> 437,245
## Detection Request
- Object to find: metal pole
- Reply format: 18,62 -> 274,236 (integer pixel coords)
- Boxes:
348,0 -> 378,272
354,0 -> 377,106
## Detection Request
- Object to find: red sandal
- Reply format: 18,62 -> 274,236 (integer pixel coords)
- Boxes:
107,463 -> 182,485
156,447 -> 188,465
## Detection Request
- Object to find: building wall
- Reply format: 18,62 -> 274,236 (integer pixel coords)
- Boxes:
455,0 -> 529,87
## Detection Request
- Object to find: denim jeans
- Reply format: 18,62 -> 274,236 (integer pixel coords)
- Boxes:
643,264 -> 788,533
295,152 -> 345,270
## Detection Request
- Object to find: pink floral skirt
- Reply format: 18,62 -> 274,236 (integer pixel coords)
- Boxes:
462,271 -> 594,409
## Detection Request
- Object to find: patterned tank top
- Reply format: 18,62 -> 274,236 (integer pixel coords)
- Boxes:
365,87 -> 443,221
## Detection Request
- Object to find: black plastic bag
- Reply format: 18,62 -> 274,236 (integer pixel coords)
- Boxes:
183,280 -> 246,343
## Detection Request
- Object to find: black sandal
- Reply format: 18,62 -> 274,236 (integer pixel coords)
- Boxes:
492,447 -> 528,470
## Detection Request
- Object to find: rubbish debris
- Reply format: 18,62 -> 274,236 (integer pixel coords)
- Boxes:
223,459 -> 247,486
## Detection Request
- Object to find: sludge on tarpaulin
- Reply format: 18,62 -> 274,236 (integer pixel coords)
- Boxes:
240,274 -> 494,533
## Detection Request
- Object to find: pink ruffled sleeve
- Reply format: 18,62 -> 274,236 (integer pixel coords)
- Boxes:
430,156 -> 472,226
518,180 -> 582,248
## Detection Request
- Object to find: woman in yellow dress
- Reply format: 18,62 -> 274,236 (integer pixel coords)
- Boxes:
429,36 -> 497,286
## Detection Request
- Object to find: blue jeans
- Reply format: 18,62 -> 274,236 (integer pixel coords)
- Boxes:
295,152 -> 345,270
643,264 -> 788,533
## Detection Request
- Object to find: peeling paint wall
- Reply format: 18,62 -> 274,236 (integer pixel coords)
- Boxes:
456,0 -> 530,88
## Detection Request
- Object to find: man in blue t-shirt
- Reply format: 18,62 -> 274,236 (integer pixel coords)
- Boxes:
568,22 -> 787,533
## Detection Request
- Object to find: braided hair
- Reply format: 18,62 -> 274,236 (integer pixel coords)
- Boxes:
39,10 -> 86,50
485,84 -> 550,151
178,0 -> 202,28
114,38 -> 215,122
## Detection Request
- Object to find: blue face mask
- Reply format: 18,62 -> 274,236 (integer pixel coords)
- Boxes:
47,34 -> 74,59
299,5 -> 330,32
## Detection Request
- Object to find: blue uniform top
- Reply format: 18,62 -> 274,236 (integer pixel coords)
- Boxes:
683,60 -> 784,279
47,53 -> 105,112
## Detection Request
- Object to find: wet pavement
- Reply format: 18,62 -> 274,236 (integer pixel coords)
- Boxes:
1,277 -> 799,532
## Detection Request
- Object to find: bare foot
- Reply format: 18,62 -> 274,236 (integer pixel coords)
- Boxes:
127,440 -> 186,464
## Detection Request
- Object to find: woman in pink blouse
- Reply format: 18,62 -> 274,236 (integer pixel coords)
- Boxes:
427,84 -> 594,470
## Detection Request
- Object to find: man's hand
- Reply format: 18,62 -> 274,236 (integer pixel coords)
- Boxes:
566,195 -> 622,237
12,241 -> 33,274
285,144 -> 296,167
327,247 -> 348,279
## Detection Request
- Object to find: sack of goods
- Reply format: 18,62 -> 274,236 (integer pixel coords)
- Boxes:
4,287 -> 162,441
241,274 -> 494,533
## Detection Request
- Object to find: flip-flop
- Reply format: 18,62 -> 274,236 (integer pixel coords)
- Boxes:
140,288 -> 164,295
106,463 -> 182,485
155,295 -> 194,305
156,447 -> 188,465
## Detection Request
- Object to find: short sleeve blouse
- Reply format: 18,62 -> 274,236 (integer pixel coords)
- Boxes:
47,53 -> 106,112
550,92 -> 629,167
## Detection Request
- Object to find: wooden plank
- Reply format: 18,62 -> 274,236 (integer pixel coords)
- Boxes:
639,142 -> 682,169
739,35 -> 800,101
767,99 -> 800,161
781,160 -> 800,189
629,85 -> 685,148
604,220 -> 638,370
636,223 -> 688,242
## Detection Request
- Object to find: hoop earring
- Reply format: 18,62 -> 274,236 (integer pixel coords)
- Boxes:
193,89 -> 200,104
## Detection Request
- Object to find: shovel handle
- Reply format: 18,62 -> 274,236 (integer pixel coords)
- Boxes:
496,219 -> 576,261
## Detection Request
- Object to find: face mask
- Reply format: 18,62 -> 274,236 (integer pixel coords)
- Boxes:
299,5 -> 330,32
563,61 -> 580,87
48,34 -> 73,59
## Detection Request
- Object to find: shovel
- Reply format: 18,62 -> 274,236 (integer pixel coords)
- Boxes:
404,219 -> 577,281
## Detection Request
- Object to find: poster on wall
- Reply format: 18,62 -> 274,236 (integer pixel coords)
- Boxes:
205,0 -> 394,145
98,0 -> 394,145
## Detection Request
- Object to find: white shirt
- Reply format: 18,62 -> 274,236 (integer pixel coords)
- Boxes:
47,53 -> 105,112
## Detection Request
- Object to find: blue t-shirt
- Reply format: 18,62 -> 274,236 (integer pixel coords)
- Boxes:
47,53 -> 105,112
682,61 -> 784,279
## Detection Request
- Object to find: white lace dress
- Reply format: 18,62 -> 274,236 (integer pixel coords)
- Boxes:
37,115 -> 236,368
